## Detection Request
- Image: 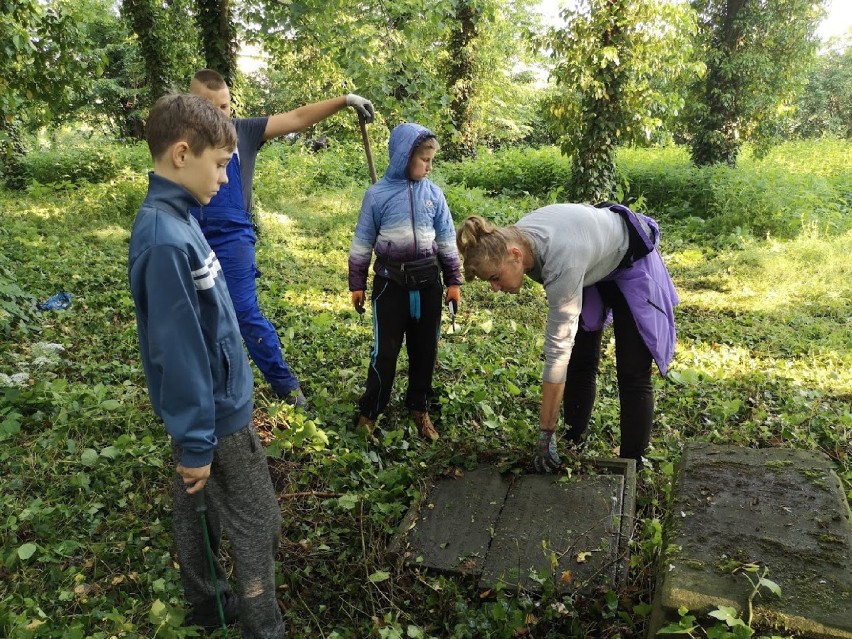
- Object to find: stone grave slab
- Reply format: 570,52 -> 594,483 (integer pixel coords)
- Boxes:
480,473 -> 624,592
391,459 -> 636,593
395,466 -> 511,575
649,443 -> 852,639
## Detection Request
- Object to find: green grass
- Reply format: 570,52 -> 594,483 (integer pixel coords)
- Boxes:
0,141 -> 850,638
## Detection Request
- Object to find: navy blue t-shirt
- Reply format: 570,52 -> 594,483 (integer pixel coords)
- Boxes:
233,117 -> 268,212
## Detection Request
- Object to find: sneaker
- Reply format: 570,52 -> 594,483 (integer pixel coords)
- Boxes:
185,590 -> 239,630
411,410 -> 439,441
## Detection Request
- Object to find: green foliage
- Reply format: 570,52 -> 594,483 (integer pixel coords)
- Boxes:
194,0 -> 238,84
438,140 -> 852,240
16,147 -> 121,188
547,0 -> 702,201
0,253 -> 37,338
241,0 -> 543,150
687,0 -> 825,166
121,0 -> 203,101
657,567 -> 784,638
617,140 -> 852,238
793,37 -> 852,140
0,0 -> 105,129
1,138 -> 849,637
441,146 -> 572,199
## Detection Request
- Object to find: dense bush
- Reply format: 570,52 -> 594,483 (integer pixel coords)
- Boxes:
618,140 -> 852,237
254,137 -> 389,203
8,141 -> 150,189
440,146 -> 573,198
436,141 -> 851,239
16,147 -> 121,187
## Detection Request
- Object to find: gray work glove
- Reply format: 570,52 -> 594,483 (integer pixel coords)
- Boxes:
533,429 -> 561,473
346,94 -> 375,123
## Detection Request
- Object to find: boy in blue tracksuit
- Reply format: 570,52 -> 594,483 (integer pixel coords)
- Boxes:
348,123 -> 462,440
129,93 -> 285,638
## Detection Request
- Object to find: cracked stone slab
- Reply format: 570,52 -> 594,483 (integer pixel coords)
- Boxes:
393,466 -> 511,575
479,473 -> 625,592
391,459 -> 635,593
649,443 -> 852,639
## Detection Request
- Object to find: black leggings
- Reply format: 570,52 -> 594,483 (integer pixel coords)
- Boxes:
563,281 -> 653,462
358,276 -> 442,419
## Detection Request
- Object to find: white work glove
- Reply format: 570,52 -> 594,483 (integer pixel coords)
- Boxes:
346,94 -> 375,123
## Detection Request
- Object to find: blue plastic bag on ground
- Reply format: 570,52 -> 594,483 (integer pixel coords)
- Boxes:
37,292 -> 73,311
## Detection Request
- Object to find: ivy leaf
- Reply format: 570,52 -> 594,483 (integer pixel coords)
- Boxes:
149,599 -> 167,623
368,570 -> 390,583
757,577 -> 782,597
80,448 -> 98,467
17,542 -> 38,560
338,493 -> 360,511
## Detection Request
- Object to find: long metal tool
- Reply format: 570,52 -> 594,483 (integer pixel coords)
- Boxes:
358,112 -> 378,184
447,300 -> 457,333
194,488 -> 229,636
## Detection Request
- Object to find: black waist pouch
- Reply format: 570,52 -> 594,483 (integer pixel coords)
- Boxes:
379,257 -> 441,290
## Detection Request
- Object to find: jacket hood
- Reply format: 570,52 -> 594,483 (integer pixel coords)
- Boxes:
386,123 -> 436,181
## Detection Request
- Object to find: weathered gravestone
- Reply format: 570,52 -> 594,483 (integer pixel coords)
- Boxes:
391,459 -> 636,593
649,443 -> 852,639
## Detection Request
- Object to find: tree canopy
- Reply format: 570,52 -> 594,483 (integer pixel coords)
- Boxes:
0,0 -> 847,194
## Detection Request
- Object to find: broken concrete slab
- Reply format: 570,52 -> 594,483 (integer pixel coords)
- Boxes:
649,443 -> 852,639
394,466 -> 511,575
392,458 -> 636,593
480,473 -> 624,592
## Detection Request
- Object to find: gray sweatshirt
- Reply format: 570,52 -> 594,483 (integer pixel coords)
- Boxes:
517,203 -> 629,384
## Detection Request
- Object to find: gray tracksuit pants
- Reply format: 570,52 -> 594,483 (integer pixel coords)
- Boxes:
172,423 -> 284,639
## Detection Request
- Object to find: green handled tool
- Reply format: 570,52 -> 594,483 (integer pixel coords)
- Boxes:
194,489 -> 229,636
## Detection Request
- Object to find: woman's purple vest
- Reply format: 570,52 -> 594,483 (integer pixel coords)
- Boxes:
580,204 -> 680,375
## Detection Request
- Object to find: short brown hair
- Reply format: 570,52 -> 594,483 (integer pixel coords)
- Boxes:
145,93 -> 236,161
192,68 -> 227,91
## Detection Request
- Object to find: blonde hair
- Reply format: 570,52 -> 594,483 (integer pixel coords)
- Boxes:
456,216 -> 529,282
417,136 -> 440,151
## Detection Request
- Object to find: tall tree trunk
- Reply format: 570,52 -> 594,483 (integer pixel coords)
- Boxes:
195,0 -> 237,85
570,1 -> 628,203
690,0 -> 746,166
444,0 -> 480,161
122,0 -> 171,101
0,120 -> 29,189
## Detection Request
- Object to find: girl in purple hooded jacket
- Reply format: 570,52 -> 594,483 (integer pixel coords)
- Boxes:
348,123 -> 463,441
456,203 -> 679,469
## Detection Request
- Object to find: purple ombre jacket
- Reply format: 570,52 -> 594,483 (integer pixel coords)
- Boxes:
581,204 -> 680,375
348,123 -> 462,292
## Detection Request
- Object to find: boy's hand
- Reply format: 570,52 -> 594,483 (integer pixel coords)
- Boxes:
176,463 -> 211,494
346,94 -> 375,123
351,290 -> 366,314
446,285 -> 461,307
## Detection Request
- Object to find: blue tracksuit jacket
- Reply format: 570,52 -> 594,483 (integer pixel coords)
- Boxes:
128,173 -> 253,467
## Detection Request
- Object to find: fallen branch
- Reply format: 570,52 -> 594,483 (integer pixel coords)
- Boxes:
279,491 -> 343,500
